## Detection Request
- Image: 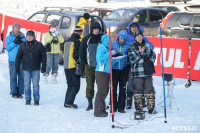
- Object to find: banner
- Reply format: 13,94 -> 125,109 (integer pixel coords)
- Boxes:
189,39 -> 200,80
3,15 -> 49,48
0,14 -> 3,40
147,37 -> 189,79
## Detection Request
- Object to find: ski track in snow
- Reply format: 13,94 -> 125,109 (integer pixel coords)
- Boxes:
1,0 -> 200,132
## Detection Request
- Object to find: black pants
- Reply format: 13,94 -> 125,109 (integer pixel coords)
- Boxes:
111,69 -> 127,111
94,71 -> 110,115
64,68 -> 80,105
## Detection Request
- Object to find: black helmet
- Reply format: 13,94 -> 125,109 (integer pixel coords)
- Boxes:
134,30 -> 143,37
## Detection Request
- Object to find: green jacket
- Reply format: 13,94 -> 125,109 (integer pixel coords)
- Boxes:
44,32 -> 64,54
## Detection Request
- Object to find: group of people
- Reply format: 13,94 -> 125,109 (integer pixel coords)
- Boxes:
5,12 -> 157,117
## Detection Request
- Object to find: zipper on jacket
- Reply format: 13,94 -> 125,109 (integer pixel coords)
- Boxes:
119,45 -> 121,70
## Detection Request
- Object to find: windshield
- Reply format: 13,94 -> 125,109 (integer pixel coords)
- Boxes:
104,9 -> 136,21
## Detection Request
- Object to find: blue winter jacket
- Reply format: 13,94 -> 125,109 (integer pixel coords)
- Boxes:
111,30 -> 131,70
5,31 -> 26,61
95,34 -> 111,74
127,22 -> 154,49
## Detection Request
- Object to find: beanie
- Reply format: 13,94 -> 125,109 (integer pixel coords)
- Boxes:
134,30 -> 143,37
12,22 -> 20,30
73,26 -> 83,35
83,13 -> 90,20
26,30 -> 35,37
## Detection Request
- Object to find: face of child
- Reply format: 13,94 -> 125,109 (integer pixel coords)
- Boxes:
119,38 -> 125,44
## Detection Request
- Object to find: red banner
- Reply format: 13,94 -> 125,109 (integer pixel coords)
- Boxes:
3,15 -> 49,48
189,39 -> 200,80
147,37 -> 189,79
0,14 -> 3,40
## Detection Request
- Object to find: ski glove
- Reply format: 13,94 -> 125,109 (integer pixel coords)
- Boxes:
41,67 -> 46,73
14,36 -> 23,44
52,32 -> 57,38
55,31 -> 60,36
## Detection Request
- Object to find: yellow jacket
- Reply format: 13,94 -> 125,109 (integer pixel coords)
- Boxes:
44,32 -> 64,54
77,17 -> 90,40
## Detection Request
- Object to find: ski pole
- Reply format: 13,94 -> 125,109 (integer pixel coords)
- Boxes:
108,27 -> 115,128
160,27 -> 167,123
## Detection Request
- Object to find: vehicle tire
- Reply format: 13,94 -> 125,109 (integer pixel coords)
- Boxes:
96,0 -> 101,2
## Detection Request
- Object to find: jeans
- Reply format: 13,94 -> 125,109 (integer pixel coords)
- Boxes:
9,61 -> 24,95
44,53 -> 59,75
23,70 -> 40,101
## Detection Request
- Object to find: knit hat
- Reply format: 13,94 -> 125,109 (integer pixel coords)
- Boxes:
83,13 -> 90,20
12,22 -> 20,30
130,23 -> 138,28
49,21 -> 57,29
73,26 -> 83,35
134,30 -> 143,37
26,30 -> 35,37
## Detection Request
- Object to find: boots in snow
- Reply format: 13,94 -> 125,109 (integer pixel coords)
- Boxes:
126,96 -> 132,109
146,93 -> 157,114
86,98 -> 93,111
43,74 -> 48,84
134,94 -> 143,111
52,73 -> 57,84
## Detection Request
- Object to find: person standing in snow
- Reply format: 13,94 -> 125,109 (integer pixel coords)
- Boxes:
15,30 -> 46,105
63,26 -> 83,108
126,22 -> 154,109
79,21 -> 103,111
5,22 -> 26,98
128,30 -> 156,114
77,13 -> 91,40
111,30 -> 131,113
43,21 -> 64,84
94,34 -> 112,117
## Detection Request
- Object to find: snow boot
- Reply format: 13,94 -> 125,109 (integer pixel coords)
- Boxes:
34,101 -> 39,106
43,74 -> 48,84
134,94 -> 143,111
126,96 -> 132,109
64,104 -> 78,109
26,100 -> 31,105
94,112 -> 108,117
86,98 -> 93,111
142,94 -> 147,108
52,73 -> 57,84
146,93 -> 157,114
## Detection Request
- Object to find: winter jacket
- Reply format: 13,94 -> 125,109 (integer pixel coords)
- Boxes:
77,17 -> 90,40
64,33 -> 81,69
96,34 -> 111,74
128,40 -> 156,78
5,31 -> 26,61
15,40 -> 46,71
127,22 -> 154,49
44,31 -> 64,54
111,30 -> 131,70
79,22 -> 103,72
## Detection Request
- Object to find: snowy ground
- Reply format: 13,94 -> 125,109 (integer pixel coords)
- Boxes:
0,0 -> 200,133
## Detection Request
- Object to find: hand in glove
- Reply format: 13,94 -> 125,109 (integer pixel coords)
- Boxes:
41,67 -> 46,73
52,32 -> 57,38
16,67 -> 20,74
75,63 -> 81,75
14,36 -> 23,44
55,31 -> 60,36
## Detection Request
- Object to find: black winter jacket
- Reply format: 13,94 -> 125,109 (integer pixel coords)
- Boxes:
15,40 -> 46,71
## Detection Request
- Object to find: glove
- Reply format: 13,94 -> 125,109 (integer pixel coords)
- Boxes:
52,32 -> 57,38
55,31 -> 60,36
16,67 -> 20,74
41,67 -> 46,73
0,48 -> 5,54
112,53 -> 123,57
14,36 -> 23,44
111,50 -> 117,55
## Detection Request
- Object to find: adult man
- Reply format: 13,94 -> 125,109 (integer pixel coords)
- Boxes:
43,21 -> 64,84
63,26 -> 83,108
128,30 -> 156,114
15,30 -> 46,105
79,21 -> 103,111
5,22 -> 26,98
126,22 -> 154,109
77,13 -> 91,40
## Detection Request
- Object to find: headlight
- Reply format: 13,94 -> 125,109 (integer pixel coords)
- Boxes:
107,26 -> 117,32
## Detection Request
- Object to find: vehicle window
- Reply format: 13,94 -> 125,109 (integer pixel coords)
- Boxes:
177,14 -> 193,26
104,9 -> 137,21
46,14 -> 61,26
29,13 -> 45,22
193,15 -> 200,27
91,11 -> 99,16
150,10 -> 163,22
132,10 -> 147,23
60,16 -> 71,29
